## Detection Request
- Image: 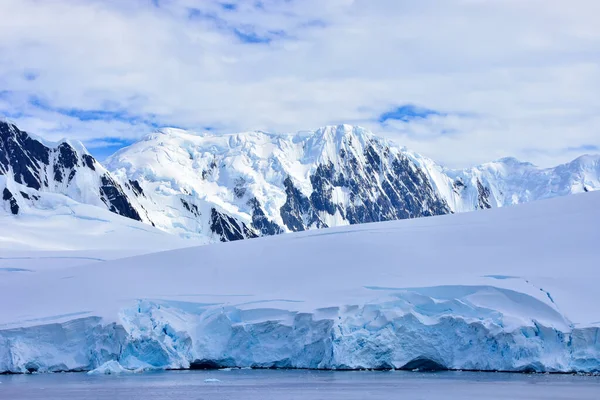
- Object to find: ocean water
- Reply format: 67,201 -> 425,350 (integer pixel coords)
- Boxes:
1,369 -> 599,400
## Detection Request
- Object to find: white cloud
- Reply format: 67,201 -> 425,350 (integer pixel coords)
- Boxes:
0,0 -> 598,167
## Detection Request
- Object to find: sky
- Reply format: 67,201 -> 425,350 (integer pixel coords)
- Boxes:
0,0 -> 598,168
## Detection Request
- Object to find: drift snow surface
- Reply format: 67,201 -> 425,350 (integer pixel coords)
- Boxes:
0,173 -> 197,274
0,192 -> 599,374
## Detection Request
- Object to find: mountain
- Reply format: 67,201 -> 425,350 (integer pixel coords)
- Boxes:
3,120 -> 599,242
1,190 -> 599,373
0,119 -> 153,223
443,155 -> 600,212
106,124 -> 600,241
105,125 -> 452,241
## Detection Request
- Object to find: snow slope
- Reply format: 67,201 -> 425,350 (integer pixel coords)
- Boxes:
0,175 -> 198,278
1,191 -> 599,373
0,176 -> 200,253
107,124 -> 600,241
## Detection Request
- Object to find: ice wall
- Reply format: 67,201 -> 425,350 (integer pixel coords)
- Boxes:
2,286 -> 599,374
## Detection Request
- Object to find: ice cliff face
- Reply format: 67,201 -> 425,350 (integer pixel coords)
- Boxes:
2,120 -> 600,242
0,120 -> 145,222
2,292 -> 599,374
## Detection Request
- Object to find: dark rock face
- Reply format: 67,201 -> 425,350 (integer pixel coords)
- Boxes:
278,139 -> 451,232
0,121 -> 50,190
209,207 -> 258,242
99,176 -> 142,221
129,179 -> 144,197
476,179 -> 492,209
82,154 -> 96,170
309,162 -> 339,216
0,120 -> 142,221
248,197 -> 284,236
280,176 -> 326,232
57,143 -> 78,169
180,198 -> 200,217
2,188 -> 19,215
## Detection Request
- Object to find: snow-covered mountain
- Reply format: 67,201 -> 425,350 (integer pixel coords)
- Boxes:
106,125 -> 452,241
1,191 -> 599,373
0,120 -> 151,223
3,120 -> 599,242
106,124 -> 600,241
443,155 -> 600,212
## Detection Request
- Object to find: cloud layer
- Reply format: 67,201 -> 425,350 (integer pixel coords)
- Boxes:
0,0 -> 598,167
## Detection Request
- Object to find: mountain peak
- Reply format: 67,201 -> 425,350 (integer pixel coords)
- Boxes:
570,154 -> 600,166
56,138 -> 90,156
494,156 -> 535,168
311,124 -> 371,139
0,119 -> 91,157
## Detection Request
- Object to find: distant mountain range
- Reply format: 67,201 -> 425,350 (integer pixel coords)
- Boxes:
2,120 -> 599,242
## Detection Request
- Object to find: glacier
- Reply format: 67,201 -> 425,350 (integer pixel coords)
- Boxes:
1,191 -> 599,374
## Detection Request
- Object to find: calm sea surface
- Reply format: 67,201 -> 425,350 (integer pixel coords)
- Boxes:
1,369 -> 599,400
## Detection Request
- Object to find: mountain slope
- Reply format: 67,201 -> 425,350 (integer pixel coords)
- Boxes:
107,124 -> 600,241
1,191 -> 599,373
0,120 -> 148,222
0,176 -> 200,252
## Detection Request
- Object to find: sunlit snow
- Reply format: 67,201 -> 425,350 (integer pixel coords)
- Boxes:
0,192 -> 599,373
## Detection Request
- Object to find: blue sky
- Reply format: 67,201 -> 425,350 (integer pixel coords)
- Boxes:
0,0 -> 599,167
